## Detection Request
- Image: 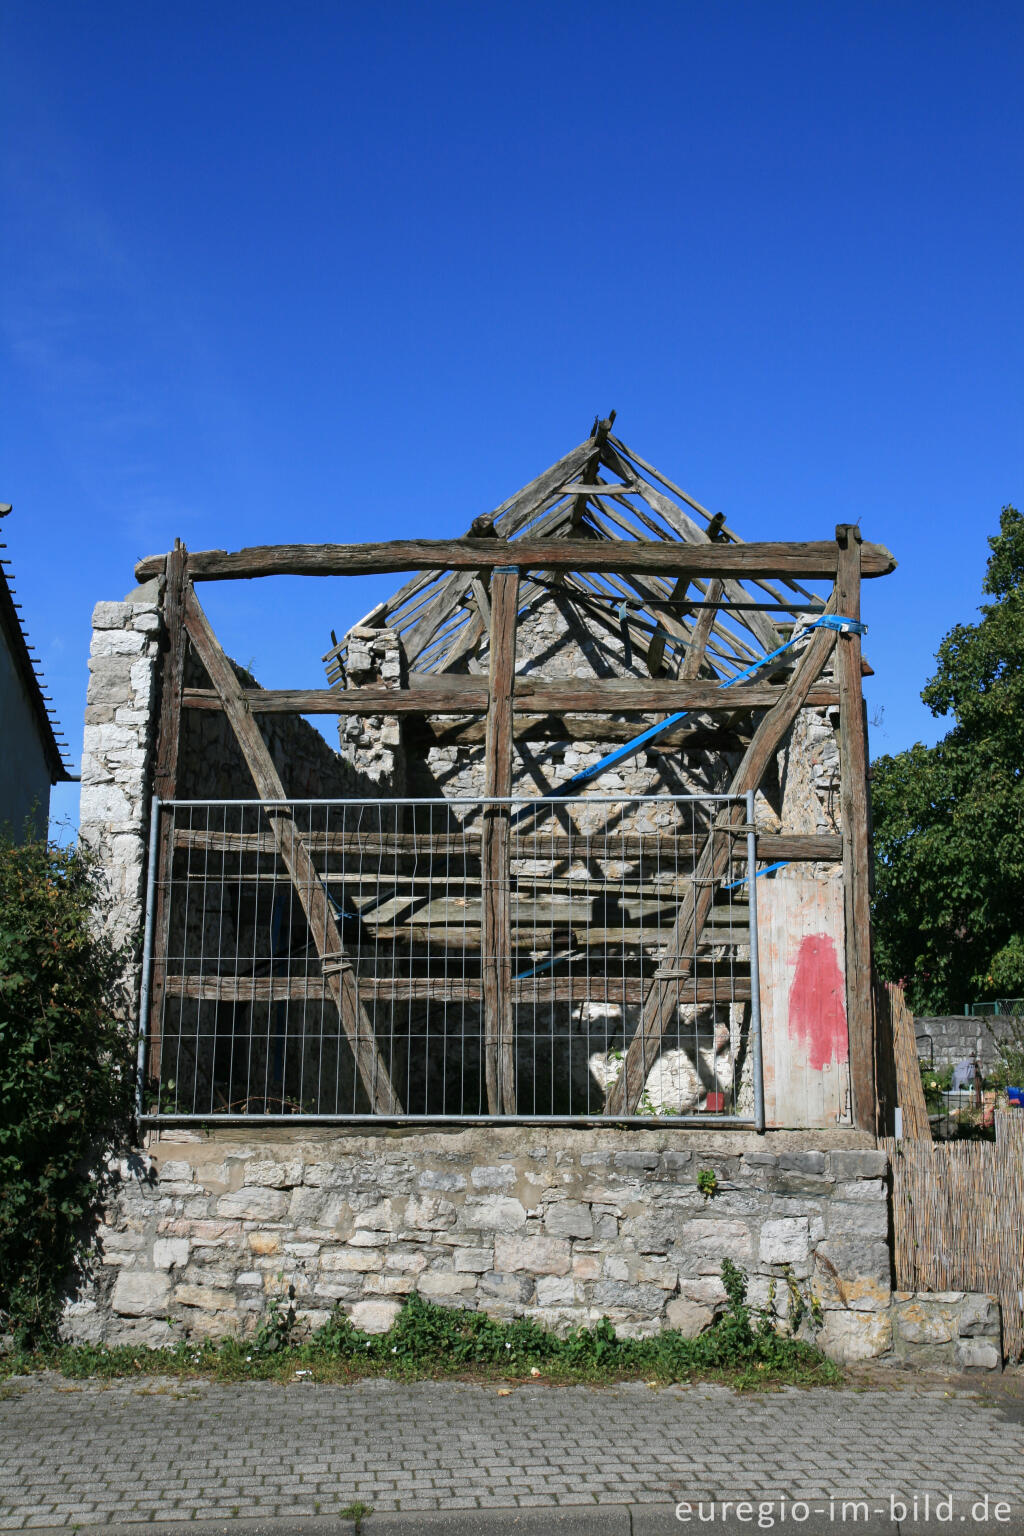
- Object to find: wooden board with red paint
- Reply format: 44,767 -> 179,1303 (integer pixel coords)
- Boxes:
757,874 -> 852,1128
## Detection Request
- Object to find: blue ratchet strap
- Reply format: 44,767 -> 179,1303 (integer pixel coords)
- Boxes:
723,861 -> 789,890
325,887 -> 360,924
515,949 -> 584,982
524,611 -> 866,805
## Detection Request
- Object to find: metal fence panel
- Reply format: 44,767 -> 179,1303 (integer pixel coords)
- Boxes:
139,794 -> 762,1124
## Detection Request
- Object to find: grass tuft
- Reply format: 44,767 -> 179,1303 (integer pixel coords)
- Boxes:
1,1261 -> 841,1391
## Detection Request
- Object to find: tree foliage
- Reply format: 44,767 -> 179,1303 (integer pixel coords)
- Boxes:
0,836 -> 133,1345
871,506 -> 1024,1012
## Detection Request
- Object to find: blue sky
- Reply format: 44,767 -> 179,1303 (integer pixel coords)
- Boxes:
2,1 -> 1021,835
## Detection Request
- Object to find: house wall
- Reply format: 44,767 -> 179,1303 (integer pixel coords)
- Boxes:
0,628 -> 54,839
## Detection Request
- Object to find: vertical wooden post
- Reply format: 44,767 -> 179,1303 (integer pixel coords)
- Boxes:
835,524 -> 876,1133
482,565 -> 519,1114
146,540 -> 188,1084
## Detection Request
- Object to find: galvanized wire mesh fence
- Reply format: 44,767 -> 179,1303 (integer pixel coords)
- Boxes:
140,794 -> 761,1122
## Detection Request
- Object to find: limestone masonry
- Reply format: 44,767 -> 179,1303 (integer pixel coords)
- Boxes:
64,1127 -> 999,1370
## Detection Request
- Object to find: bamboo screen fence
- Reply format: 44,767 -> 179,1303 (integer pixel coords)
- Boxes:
882,1110 -> 1024,1362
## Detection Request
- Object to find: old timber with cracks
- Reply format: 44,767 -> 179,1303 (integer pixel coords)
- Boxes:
116,418 -> 896,1135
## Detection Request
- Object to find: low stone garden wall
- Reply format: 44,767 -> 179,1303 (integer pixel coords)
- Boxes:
60,1125 -> 993,1369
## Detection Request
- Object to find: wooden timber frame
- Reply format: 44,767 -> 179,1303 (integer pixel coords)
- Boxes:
139,424 -> 895,1132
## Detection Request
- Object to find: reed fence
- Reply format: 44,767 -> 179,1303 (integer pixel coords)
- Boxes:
882,1109 -> 1024,1361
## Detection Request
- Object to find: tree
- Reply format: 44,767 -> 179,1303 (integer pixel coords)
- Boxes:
871,506 -> 1024,1014
0,836 -> 133,1345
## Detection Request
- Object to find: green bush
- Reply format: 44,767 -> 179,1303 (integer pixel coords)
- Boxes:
919,1061 -> 953,1111
988,1015 -> 1024,1091
0,835 -> 133,1346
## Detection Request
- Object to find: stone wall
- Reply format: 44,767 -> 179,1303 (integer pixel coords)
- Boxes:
64,1127 -> 1000,1368
79,581 -> 165,950
915,1016 -> 1018,1072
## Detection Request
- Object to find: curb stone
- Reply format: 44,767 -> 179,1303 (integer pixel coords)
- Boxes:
24,1512 -> 1024,1536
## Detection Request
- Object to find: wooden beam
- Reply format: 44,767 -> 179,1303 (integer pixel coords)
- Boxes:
182,676 -> 841,716
406,713 -> 749,751
164,973 -> 752,1006
181,584 -> 402,1115
172,826 -> 841,863
136,537 -> 898,584
680,578 -> 725,680
482,566 -> 519,1113
146,540 -> 189,1084
604,608 -> 841,1115
835,524 -> 875,1134
647,574 -> 692,676
397,438 -> 599,662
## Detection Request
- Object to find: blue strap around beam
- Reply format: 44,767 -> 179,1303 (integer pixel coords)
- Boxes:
531,612 -> 866,802
722,860 -> 790,890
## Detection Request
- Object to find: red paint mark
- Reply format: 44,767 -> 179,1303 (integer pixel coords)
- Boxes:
789,934 -> 848,1069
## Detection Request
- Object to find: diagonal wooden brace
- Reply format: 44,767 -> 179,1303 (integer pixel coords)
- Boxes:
183,585 -> 403,1115
604,610 -> 840,1116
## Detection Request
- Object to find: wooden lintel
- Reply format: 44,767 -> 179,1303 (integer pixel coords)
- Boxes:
135,537 -> 898,584
164,974 -> 753,1007
181,677 -> 841,716
171,827 -> 841,863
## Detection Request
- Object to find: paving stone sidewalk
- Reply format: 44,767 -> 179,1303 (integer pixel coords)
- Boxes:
1,1374 -> 1023,1529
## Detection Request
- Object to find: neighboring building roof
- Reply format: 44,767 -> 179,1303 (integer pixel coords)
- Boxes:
0,521 -> 74,784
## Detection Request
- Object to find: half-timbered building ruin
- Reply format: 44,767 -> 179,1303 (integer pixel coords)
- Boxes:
69,420 -> 949,1366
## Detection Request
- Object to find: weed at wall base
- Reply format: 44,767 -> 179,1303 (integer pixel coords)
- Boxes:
2,1261 -> 841,1389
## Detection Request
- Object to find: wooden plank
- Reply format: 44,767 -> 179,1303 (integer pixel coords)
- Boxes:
172,826 -> 842,863
365,923 -> 751,949
182,677 -> 841,716
835,524 -> 876,1133
887,981 -> 931,1140
181,585 -> 402,1115
136,537 -> 898,584
146,540 -> 189,1084
482,566 -> 519,1113
758,876 -> 852,1128
164,973 -> 752,1005
604,611 -> 841,1115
